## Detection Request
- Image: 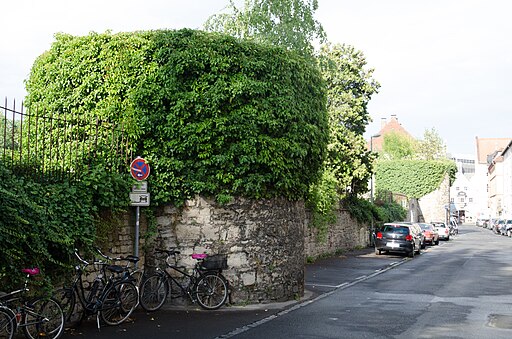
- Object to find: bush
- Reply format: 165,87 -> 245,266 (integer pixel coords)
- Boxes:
26,29 -> 329,205
0,163 -> 131,291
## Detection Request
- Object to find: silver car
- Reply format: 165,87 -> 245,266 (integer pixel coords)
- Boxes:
432,221 -> 450,240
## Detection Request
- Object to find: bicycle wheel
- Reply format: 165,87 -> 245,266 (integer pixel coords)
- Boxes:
53,287 -> 83,327
0,306 -> 15,339
194,272 -> 228,310
100,281 -> 137,326
139,273 -> 168,312
23,297 -> 64,339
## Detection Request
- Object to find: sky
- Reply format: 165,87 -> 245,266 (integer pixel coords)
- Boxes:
1,0 -> 511,156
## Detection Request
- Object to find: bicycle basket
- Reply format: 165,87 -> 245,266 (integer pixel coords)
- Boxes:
201,254 -> 228,270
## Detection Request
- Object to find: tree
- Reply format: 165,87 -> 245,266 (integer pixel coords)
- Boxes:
204,0 -> 326,56
417,127 -> 447,160
317,44 -> 380,195
381,131 -> 417,160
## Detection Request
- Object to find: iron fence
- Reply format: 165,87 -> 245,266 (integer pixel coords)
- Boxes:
1,98 -> 133,182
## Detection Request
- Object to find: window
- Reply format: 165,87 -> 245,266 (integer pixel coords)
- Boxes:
469,198 -> 473,202
450,198 -> 454,203
464,187 -> 467,190
459,198 -> 465,203
456,187 -> 459,191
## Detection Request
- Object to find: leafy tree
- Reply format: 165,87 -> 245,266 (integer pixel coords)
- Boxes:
417,127 -> 447,160
204,0 -> 326,56
317,44 -> 380,195
381,131 -> 417,160
0,116 -> 20,152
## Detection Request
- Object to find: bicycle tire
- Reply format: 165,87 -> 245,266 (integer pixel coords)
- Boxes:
0,305 -> 15,339
23,297 -> 64,339
53,287 -> 83,327
139,273 -> 169,312
100,281 -> 137,326
194,272 -> 228,310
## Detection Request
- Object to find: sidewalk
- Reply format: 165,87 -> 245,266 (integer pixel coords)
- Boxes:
61,246 -> 408,338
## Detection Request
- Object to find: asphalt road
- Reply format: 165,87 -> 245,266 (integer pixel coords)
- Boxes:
61,224 -> 512,339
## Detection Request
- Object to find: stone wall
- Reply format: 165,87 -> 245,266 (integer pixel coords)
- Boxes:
418,174 -> 450,223
104,196 -> 369,306
304,209 -> 369,259
151,196 -> 306,304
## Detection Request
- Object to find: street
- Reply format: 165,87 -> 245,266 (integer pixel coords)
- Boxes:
62,224 -> 512,338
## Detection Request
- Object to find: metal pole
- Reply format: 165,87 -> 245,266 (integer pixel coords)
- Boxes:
135,205 -> 140,266
370,136 -> 375,246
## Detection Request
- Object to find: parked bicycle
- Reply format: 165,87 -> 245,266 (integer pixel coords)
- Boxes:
93,247 -> 143,290
0,305 -> 16,339
53,250 -> 138,329
139,249 -> 229,311
0,268 -> 64,339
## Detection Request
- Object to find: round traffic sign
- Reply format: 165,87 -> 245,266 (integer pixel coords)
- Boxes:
130,157 -> 150,181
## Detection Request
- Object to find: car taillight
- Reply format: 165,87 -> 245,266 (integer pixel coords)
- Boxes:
445,229 -> 449,234
405,234 -> 413,241
376,232 -> 383,239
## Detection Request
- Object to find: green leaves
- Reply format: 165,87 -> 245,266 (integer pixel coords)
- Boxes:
376,160 -> 457,198
26,29 -> 328,205
204,0 -> 326,56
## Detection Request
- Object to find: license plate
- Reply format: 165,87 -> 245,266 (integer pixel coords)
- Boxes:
387,242 -> 399,248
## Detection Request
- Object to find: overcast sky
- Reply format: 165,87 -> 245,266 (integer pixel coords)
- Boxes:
1,0 -> 511,156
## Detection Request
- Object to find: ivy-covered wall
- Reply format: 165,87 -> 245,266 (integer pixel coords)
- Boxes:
25,29 -> 329,206
376,160 -> 457,198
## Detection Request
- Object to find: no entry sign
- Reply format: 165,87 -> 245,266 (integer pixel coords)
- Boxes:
130,157 -> 150,181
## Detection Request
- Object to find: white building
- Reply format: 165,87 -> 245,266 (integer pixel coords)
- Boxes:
475,137 -> 511,220
449,154 -> 476,222
497,140 -> 512,220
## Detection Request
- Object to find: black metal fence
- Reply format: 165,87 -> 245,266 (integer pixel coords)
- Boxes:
1,98 -> 133,182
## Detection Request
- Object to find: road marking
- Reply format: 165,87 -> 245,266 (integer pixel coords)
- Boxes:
215,257 -> 409,339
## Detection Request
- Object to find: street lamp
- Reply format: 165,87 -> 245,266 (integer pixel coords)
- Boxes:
369,134 -> 381,246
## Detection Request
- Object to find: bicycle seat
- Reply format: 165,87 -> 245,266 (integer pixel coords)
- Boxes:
191,253 -> 207,260
22,268 -> 40,276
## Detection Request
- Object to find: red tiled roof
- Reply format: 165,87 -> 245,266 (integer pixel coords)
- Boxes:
475,137 -> 512,164
369,115 -> 413,152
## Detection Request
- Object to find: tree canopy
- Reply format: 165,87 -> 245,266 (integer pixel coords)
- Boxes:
204,0 -> 326,56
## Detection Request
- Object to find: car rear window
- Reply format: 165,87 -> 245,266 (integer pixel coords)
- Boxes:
382,225 -> 409,234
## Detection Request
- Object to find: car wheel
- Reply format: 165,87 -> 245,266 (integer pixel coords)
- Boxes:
421,242 -> 426,249
435,239 -> 440,245
375,247 -> 381,255
408,247 -> 415,258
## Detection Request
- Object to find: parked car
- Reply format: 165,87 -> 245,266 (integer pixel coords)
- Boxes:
505,220 -> 512,237
494,219 -> 506,235
432,221 -> 450,241
374,222 -> 423,257
419,222 -> 439,245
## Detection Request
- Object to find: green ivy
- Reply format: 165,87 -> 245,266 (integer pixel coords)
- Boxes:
0,162 -> 131,290
376,160 -> 457,198
25,29 -> 329,205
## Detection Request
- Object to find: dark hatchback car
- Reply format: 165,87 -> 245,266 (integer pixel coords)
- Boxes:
374,222 -> 423,257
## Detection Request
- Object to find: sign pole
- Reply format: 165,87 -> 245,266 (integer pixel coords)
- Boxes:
135,205 -> 140,263
129,156 -> 151,267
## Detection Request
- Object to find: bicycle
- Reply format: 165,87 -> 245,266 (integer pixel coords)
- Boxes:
0,268 -> 64,339
93,247 -> 144,290
0,305 -> 16,339
53,250 -> 138,329
139,249 -> 229,311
